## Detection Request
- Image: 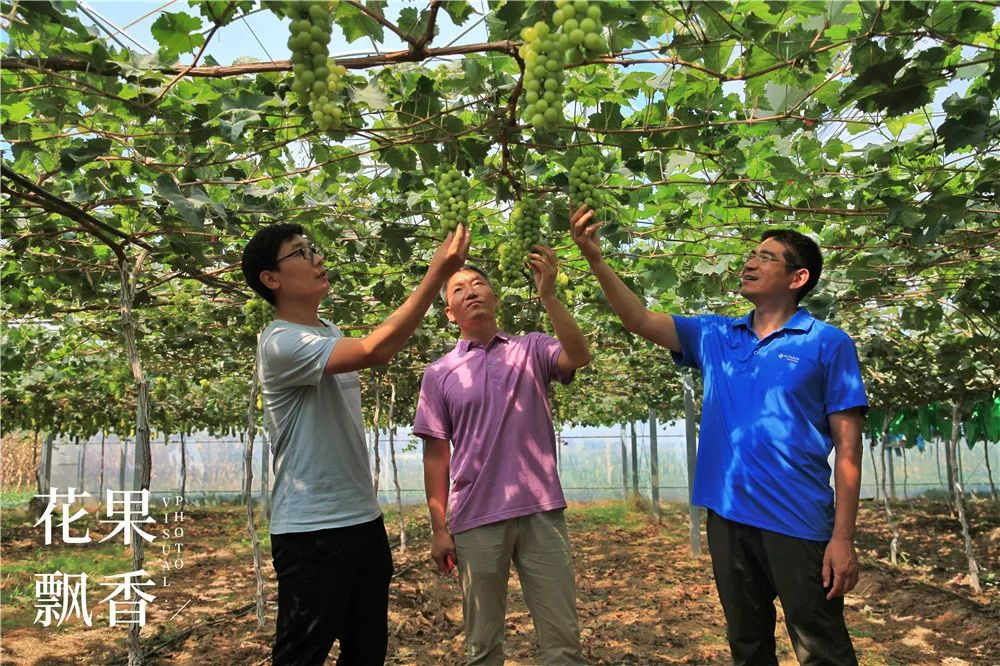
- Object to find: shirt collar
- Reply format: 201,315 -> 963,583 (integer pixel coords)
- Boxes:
731,307 -> 815,333
456,330 -> 511,354
784,307 -> 816,332
731,311 -> 755,330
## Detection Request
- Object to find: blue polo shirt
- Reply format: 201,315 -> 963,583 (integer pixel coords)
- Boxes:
672,308 -> 868,541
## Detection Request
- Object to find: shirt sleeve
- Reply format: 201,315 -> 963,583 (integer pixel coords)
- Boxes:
532,332 -> 575,385
823,335 -> 869,415
669,315 -> 705,370
260,325 -> 337,391
412,367 -> 452,441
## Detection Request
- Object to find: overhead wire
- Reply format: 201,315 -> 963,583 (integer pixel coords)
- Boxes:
76,0 -> 155,54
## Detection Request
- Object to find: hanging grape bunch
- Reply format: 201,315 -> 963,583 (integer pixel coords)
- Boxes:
498,243 -> 516,286
434,168 -> 470,239
519,0 -> 608,131
320,63 -> 348,128
287,1 -> 347,131
243,298 -> 275,335
568,153 -> 606,215
555,0 -> 608,64
556,271 -> 572,304
499,197 -> 545,287
519,20 -> 565,132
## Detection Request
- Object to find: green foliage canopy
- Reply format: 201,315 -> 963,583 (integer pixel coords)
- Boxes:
2,0 -> 998,437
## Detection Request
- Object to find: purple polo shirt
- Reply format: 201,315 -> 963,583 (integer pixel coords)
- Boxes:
413,331 -> 574,534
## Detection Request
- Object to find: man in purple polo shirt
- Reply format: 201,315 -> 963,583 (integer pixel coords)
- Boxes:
415,232 -> 593,665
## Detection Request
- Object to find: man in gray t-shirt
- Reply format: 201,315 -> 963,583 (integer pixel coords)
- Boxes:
242,222 -> 469,666
259,319 -> 380,533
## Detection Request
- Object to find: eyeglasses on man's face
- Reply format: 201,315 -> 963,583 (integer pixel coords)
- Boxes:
745,250 -> 801,269
276,244 -> 322,265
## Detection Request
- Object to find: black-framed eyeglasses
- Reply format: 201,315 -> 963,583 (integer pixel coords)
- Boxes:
745,250 -> 802,269
276,244 -> 322,264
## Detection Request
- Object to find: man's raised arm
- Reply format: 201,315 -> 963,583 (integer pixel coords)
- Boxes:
324,225 -> 470,374
528,244 -> 591,372
570,206 -> 681,353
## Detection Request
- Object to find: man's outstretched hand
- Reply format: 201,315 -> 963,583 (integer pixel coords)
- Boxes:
528,245 -> 559,298
569,205 -> 601,264
429,224 -> 471,281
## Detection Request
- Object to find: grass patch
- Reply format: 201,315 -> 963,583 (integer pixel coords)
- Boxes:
233,530 -> 272,551
568,501 -> 645,531
383,506 -> 432,544
1,488 -> 36,509
849,626 -> 876,639
859,656 -> 907,666
1,541 -> 135,629
2,500 -> 101,541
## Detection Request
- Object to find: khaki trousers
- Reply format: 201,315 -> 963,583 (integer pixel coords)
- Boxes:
453,509 -> 587,666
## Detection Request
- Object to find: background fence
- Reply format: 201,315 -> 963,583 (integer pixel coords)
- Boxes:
28,420 -> 1000,507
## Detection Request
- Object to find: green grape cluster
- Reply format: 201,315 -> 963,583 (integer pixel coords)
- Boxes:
499,197 -> 544,286
555,271 -> 572,303
243,298 -> 274,334
434,168 -> 470,238
568,154 -> 605,212
519,21 -> 566,132
554,0 -> 608,61
518,0 -> 607,131
287,1 -> 346,131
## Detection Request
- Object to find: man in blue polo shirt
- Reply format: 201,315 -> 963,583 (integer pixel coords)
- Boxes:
572,206 -> 865,665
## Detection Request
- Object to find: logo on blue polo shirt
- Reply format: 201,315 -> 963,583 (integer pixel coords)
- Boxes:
777,352 -> 800,363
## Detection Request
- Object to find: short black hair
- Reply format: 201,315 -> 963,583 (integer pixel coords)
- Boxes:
440,264 -> 493,303
760,229 -> 822,302
241,223 -> 304,305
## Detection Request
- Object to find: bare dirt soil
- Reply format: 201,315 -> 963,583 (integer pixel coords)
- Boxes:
1,498 -> 997,665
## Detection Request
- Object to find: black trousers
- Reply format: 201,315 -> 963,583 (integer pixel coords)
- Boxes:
271,515 -> 394,666
706,510 -> 857,666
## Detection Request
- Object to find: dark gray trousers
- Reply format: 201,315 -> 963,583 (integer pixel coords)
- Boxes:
271,515 -> 393,666
706,510 -> 858,666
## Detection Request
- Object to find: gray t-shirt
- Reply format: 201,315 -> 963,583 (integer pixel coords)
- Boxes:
258,319 -> 381,535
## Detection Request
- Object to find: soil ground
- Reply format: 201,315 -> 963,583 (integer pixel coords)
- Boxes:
1,497 -> 997,665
